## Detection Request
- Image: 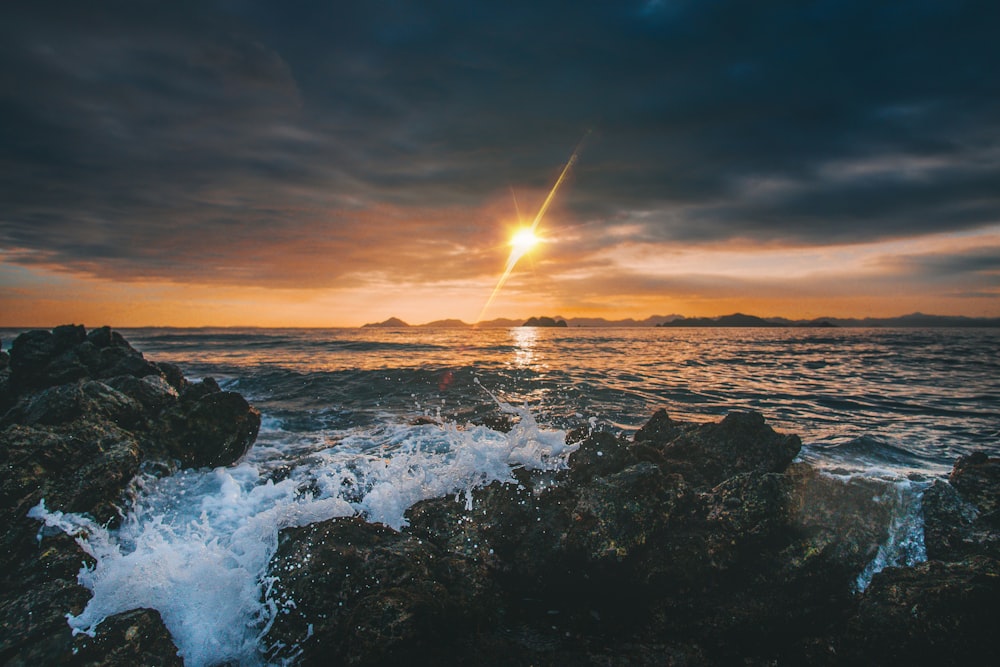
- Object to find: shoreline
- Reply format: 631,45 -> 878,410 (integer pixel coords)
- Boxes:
1,326 -> 997,665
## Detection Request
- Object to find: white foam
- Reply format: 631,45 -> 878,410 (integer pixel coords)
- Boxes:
29,404 -> 571,666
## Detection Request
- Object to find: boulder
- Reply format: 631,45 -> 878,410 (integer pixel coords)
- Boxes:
923,452 -> 1000,562
0,325 -> 262,665
633,409 -> 801,488
264,517 -> 494,666
847,557 -> 1000,665
71,608 -> 183,667
949,451 -> 1000,514
157,389 -> 260,468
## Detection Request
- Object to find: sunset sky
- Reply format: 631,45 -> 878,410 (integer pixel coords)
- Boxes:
2,1 -> 999,327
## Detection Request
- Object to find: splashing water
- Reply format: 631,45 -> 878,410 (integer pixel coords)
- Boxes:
30,398 -> 573,666
853,478 -> 929,591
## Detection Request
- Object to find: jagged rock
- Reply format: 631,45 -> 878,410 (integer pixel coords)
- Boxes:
0,325 -> 262,665
397,411 -> 912,664
949,451 -> 1000,514
633,409 -> 801,488
922,480 -> 988,561
104,374 -> 179,414
158,389 -> 260,468
265,517 -> 494,666
566,429 -> 634,481
847,557 -> 1000,665
72,608 -> 183,667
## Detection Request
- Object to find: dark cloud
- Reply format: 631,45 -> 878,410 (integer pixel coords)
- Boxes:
2,0 -> 999,287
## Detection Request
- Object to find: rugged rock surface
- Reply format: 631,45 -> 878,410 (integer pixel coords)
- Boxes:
856,450 -> 1000,665
0,325 -> 260,665
263,410 -> 999,666
4,326 -> 997,665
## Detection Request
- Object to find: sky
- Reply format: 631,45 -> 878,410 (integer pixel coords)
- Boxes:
2,0 -> 999,327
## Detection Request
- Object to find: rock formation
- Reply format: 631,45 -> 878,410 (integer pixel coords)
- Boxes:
0,325 -> 259,665
264,411 -> 1000,665
2,326 -> 996,665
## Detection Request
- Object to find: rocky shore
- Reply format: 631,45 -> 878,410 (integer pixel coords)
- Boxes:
2,327 -> 997,665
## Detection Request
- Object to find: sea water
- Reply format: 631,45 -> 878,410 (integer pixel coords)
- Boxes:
11,326 -> 1000,665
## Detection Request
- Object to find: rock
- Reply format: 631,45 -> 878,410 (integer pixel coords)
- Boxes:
633,409 -> 801,489
71,608 -> 183,666
0,325 -> 260,665
158,390 -> 260,468
105,374 -> 179,414
848,557 -> 1000,665
9,328 -> 89,390
264,517 -> 493,666
923,453 -> 1000,563
154,362 -> 187,392
949,451 -> 1000,514
566,429 -> 634,481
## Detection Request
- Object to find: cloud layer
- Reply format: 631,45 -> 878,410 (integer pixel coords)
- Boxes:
1,0 -> 999,313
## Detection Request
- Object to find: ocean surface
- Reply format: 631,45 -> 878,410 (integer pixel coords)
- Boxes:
9,326 -> 1000,666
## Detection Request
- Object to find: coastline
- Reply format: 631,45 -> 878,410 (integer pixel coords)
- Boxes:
1,326 -> 997,665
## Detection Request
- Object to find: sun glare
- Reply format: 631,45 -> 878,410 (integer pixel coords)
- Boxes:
511,227 -> 540,253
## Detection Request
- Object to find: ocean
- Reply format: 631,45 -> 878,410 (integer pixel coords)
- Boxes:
10,326 -> 1000,666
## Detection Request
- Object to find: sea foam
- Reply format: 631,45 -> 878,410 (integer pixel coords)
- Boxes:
30,400 -> 573,666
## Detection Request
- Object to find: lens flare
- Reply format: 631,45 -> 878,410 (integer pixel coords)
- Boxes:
476,135 -> 588,323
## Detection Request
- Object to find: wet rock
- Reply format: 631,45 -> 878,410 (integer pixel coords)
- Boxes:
0,325 -> 260,665
154,362 -> 187,392
105,374 -> 179,414
922,480 -> 989,561
0,531 -> 93,666
949,450 -> 1000,514
265,517 -> 493,666
72,608 -> 183,667
633,409 -> 801,488
158,390 -> 260,468
566,429 -> 634,481
9,328 -> 89,390
848,557 -> 1000,665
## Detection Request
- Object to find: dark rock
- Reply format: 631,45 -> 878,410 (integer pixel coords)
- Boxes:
633,409 -> 801,489
179,376 -> 221,403
265,517 -> 493,666
10,329 -> 89,390
847,557 -> 1000,665
154,362 -> 187,392
0,325 -> 260,665
105,374 -> 179,414
71,608 -> 183,666
1,422 -> 142,523
3,381 -> 144,430
949,450 -> 1000,514
159,390 -> 260,468
86,325 -> 135,351
0,531 -> 93,666
922,480 -> 988,561
93,345 -> 161,380
566,429 -> 634,481
923,453 -> 1000,563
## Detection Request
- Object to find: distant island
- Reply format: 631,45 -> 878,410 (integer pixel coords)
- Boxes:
522,316 -> 567,327
361,312 -> 1000,329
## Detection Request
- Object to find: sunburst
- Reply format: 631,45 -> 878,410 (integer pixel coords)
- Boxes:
476,135 -> 588,323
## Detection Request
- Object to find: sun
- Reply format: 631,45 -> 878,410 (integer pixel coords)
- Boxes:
510,227 -> 540,254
